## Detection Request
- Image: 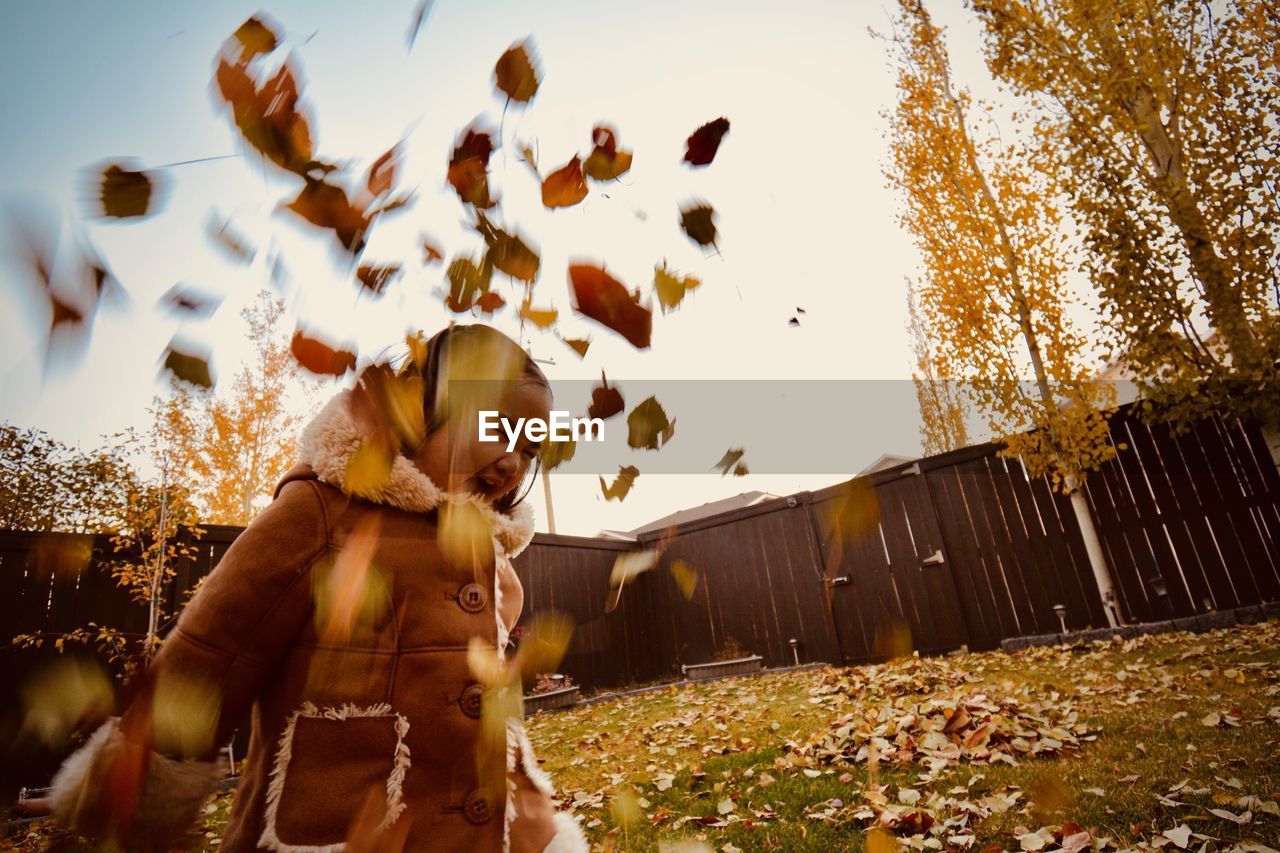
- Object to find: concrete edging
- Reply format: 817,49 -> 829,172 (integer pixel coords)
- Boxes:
998,602 -> 1280,653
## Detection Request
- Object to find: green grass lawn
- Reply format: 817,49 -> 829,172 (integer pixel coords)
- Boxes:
11,620 -> 1278,851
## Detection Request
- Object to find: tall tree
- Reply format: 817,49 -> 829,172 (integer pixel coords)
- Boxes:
885,0 -> 1123,625
970,0 -> 1280,428
160,289 -> 317,526
0,423 -> 137,533
907,278 -> 973,455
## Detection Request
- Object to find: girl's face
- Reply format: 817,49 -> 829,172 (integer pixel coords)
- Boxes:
412,376 -> 552,504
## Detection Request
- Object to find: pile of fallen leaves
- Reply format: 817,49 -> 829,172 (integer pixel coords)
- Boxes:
790,655 -> 1098,774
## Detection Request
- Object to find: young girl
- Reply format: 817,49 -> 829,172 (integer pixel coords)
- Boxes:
46,324 -> 589,852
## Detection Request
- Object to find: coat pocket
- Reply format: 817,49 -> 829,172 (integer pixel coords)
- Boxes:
259,702 -> 410,852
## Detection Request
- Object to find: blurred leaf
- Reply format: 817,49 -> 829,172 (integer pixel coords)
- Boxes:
366,143 -> 401,197
515,611 -> 574,681
654,261 -> 700,314
98,164 -> 157,219
205,212 -> 256,263
670,559 -> 698,600
422,236 -> 444,265
610,788 -> 644,830
406,0 -> 435,50
291,330 -> 356,376
568,263 -> 652,349
558,335 -> 590,358
439,500 -> 495,572
19,656 -> 113,749
213,53 -> 331,178
587,372 -> 624,420
713,448 -> 745,476
282,179 -> 371,254
683,117 -> 730,166
600,464 -> 639,503
495,40 -> 540,103
314,516 -> 390,646
447,127 -> 496,209
475,211 -> 540,283
584,125 -> 633,181
476,290 -> 506,314
627,396 -> 675,450
605,546 -> 658,612
445,254 -> 493,313
232,15 -> 279,59
679,203 -> 717,248
356,263 -> 403,298
540,435 -> 576,470
159,284 -> 222,319
31,535 -> 93,584
344,439 -> 394,497
163,346 -> 213,390
518,296 -> 558,329
542,157 -> 588,208
152,670 -> 221,760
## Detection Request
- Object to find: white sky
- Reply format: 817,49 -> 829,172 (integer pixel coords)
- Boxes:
0,0 -> 1110,536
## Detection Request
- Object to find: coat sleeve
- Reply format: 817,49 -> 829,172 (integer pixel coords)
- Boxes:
47,478 -> 331,847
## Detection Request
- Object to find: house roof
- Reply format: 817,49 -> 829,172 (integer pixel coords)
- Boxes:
615,490 -> 783,537
855,453 -> 915,478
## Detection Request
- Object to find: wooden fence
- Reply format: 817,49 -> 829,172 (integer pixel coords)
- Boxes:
3,404 -> 1279,701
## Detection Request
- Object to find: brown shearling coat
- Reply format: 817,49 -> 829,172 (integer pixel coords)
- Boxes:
48,390 -> 588,853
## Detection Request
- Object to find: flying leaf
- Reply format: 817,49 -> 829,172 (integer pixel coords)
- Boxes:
605,546 -> 657,611
282,179 -> 371,254
475,211 -> 540,283
568,263 -> 652,349
542,157 -> 588,208
366,143 -> 401,197
422,236 -> 444,265
406,0 -> 435,50
291,330 -> 356,376
356,263 -> 403,297
439,500 -> 495,571
518,142 -> 541,180
159,284 -> 221,319
445,254 -> 493,313
540,435 -> 576,471
515,611 -> 574,681
654,261 -> 700,313
232,15 -> 279,59
600,465 -> 640,503
314,517 -> 390,645
713,448 -> 745,476
518,296 -> 558,329
345,438 -> 394,498
679,203 -> 717,248
683,117 -> 730,166
163,345 -> 214,390
627,396 -> 675,450
205,212 -> 256,263
670,559 -> 697,600
213,53 -> 332,178
584,125 -> 633,182
447,127 -> 496,209
494,40 -> 540,103
559,335 -> 590,358
476,290 -> 506,314
98,163 -> 159,219
587,373 -> 624,420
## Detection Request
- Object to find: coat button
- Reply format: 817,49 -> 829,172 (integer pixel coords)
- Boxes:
459,683 -> 484,718
457,582 -> 488,613
463,789 -> 493,824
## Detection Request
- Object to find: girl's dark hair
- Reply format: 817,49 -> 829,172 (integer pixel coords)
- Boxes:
399,323 -> 550,514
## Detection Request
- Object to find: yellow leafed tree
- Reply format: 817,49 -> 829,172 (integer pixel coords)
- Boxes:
969,0 -> 1280,429
158,290 -> 318,527
907,277 -> 972,456
885,0 -> 1122,625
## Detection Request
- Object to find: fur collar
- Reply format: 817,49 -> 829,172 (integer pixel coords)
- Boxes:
297,389 -> 537,558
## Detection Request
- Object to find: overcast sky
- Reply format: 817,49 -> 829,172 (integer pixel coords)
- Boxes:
0,0 -> 1108,536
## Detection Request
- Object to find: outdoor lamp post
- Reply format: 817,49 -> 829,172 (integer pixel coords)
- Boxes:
789,638 -> 800,666
1052,603 -> 1068,634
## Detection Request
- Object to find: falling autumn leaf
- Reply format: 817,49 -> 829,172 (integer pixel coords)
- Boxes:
600,464 -> 640,503
445,254 -> 493,313
558,335 -> 590,358
475,211 -> 540,283
683,117 -> 730,166
406,0 -> 435,50
162,345 -> 214,390
713,448 -> 745,476
345,438 -> 394,498
518,296 -> 558,330
159,284 -> 221,319
494,40 -> 540,104
540,435 -> 576,470
670,559 -> 698,600
587,373 -> 624,420
605,546 -> 658,611
291,329 -> 356,376
514,611 -> 574,682
476,290 -> 506,314
447,127 -> 496,208
355,263 -> 403,298
654,261 -> 700,313
583,125 -> 633,182
366,143 -> 401,197
679,202 -> 717,248
231,15 -> 279,59
422,236 -> 444,265
568,263 -> 652,349
282,179 -> 372,254
627,396 -> 675,450
97,163 -> 160,219
205,212 -> 256,263
542,156 -> 588,209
